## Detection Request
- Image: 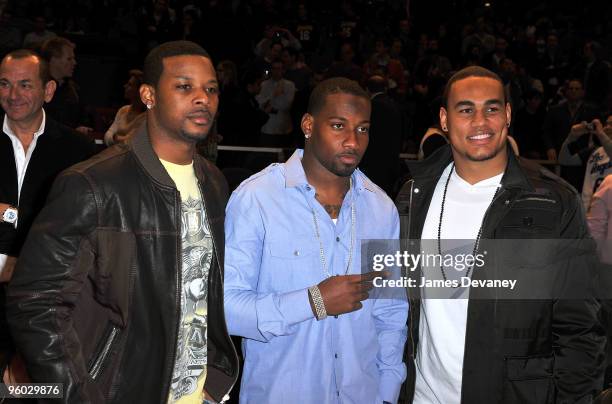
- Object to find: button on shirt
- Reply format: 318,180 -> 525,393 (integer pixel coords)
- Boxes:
0,110 -> 46,275
224,149 -> 408,404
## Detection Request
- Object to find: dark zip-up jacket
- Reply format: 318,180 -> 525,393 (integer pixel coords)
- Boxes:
6,124 -> 239,403
395,144 -> 605,404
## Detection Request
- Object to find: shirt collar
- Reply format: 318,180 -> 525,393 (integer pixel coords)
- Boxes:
284,149 -> 376,194
3,108 -> 47,139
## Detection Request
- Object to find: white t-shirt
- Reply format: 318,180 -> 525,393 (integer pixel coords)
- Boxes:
414,163 -> 502,404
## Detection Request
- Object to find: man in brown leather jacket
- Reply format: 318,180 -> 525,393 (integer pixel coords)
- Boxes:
6,41 -> 238,403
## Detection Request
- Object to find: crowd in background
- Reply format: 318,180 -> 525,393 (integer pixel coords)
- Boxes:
0,0 -> 611,191
2,0 -> 612,399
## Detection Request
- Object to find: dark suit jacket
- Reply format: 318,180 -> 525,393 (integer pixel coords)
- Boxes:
0,116 -> 95,256
359,93 -> 403,196
0,115 -> 95,356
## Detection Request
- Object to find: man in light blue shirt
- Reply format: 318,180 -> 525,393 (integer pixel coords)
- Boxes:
224,78 -> 408,403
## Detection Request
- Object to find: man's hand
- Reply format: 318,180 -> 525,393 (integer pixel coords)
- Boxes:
0,203 -> 11,220
315,271 -> 383,316
568,121 -> 592,141
591,119 -> 610,142
75,126 -> 94,136
2,353 -> 30,383
0,256 -> 17,282
113,132 -> 132,144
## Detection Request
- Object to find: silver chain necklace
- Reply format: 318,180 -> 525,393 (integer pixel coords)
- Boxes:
311,179 -> 356,278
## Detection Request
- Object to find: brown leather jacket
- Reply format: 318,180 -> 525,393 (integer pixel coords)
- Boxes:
6,125 -> 239,403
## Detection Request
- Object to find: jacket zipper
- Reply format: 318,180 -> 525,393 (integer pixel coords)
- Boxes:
406,179 -> 414,241
200,182 -> 239,403
459,186 -> 508,403
108,257 -> 138,401
163,191 -> 183,402
515,196 -> 556,203
404,180 -> 417,356
89,325 -> 119,380
488,188 -> 507,322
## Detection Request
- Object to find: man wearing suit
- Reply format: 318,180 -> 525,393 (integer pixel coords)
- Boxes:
0,49 -> 94,383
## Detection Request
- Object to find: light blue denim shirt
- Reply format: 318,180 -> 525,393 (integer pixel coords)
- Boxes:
224,149 -> 408,403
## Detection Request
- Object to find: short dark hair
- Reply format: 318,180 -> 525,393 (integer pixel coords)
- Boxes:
365,75 -> 387,94
567,78 -> 584,87
3,49 -> 51,84
40,37 -> 74,61
307,77 -> 369,115
143,40 -> 211,88
442,66 -> 506,108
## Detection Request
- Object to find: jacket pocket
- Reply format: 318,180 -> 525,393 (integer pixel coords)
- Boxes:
503,355 -> 556,404
499,208 -> 557,237
94,230 -> 136,327
88,323 -> 121,381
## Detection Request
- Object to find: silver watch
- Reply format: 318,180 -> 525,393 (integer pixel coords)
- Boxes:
2,207 -> 17,224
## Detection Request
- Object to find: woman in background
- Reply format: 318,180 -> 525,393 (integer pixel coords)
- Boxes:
104,69 -> 146,145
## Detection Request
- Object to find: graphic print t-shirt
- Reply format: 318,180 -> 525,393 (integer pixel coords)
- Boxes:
161,159 -> 212,404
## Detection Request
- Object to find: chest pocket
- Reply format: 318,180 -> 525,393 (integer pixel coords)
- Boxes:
268,237 -> 319,259
499,196 -> 559,238
264,237 -> 322,290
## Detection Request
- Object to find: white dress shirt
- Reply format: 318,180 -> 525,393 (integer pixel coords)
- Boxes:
0,109 -> 47,276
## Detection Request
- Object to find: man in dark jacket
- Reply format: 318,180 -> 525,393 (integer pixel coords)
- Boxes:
0,49 -> 95,383
395,66 -> 605,403
6,41 -> 239,403
40,37 -> 93,135
359,75 -> 403,197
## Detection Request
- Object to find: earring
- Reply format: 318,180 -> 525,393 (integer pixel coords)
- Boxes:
507,122 -> 510,128
442,126 -> 447,131
305,132 -> 311,139
146,104 -> 152,110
